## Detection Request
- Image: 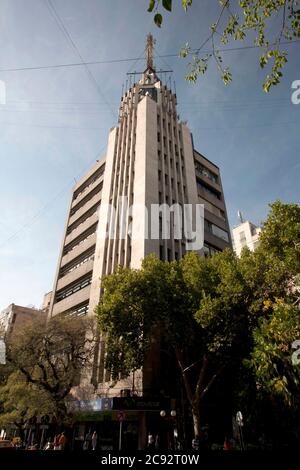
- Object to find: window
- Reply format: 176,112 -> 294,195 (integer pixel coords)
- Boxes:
199,197 -> 226,220
195,162 -> 218,184
203,243 -> 220,257
204,220 -> 229,242
55,274 -> 92,303
197,179 -> 221,200
59,248 -> 95,277
157,132 -> 161,142
239,231 -> 247,247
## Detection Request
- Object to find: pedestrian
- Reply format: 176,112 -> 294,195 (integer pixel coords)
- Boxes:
91,431 -> 98,451
147,433 -> 155,449
83,430 -> 92,450
223,436 -> 232,451
192,435 -> 199,451
58,432 -> 66,450
44,439 -> 52,450
53,434 -> 60,450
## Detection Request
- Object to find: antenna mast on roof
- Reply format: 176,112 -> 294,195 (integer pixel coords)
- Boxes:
146,33 -> 156,70
237,210 -> 244,224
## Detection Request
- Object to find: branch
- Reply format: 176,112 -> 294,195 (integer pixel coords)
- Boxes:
195,355 -> 209,404
175,348 -> 194,406
200,364 -> 226,400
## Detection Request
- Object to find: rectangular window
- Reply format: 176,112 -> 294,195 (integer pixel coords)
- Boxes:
239,231 -> 247,247
157,132 -> 161,142
204,220 -> 229,242
197,179 -> 221,200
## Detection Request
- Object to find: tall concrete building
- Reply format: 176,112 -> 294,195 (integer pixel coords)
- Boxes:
48,35 -> 231,447
49,35 -> 230,321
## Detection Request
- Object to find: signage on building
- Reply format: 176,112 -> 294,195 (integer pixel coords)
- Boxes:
68,398 -> 113,413
112,397 -> 170,411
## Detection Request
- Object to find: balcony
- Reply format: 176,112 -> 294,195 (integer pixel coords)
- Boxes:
52,285 -> 91,316
68,192 -> 101,227
65,211 -> 98,246
56,259 -> 94,291
61,233 -> 96,267
71,179 -> 103,212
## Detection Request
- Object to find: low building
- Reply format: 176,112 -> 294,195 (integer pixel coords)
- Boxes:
0,303 -> 46,340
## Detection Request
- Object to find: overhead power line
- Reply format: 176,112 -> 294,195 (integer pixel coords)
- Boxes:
0,40 -> 299,73
0,147 -> 106,249
44,0 -> 116,119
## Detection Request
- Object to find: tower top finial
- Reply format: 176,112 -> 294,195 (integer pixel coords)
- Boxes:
146,33 -> 155,70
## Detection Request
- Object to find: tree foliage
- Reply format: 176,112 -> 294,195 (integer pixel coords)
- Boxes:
98,250 -> 250,436
147,1 -> 300,91
246,201 -> 300,406
97,201 -> 300,438
0,315 -> 97,426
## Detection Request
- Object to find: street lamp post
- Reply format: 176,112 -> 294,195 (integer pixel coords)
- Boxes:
159,410 -> 177,450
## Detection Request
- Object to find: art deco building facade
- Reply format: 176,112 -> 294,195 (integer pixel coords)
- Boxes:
49,36 -> 231,396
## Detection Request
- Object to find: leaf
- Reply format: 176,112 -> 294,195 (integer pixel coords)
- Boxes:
147,0 -> 155,12
154,13 -> 163,27
162,0 -> 172,12
182,0 -> 192,12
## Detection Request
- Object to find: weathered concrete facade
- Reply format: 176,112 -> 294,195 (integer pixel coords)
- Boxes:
49,47 -> 231,399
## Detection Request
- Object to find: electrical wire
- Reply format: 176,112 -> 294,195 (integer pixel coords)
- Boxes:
0,147 -> 106,249
0,40 -> 298,73
44,0 -> 116,120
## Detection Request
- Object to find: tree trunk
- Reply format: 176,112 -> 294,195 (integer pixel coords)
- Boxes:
192,407 -> 201,438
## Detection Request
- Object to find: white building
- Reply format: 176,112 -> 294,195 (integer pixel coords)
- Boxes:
232,219 -> 261,256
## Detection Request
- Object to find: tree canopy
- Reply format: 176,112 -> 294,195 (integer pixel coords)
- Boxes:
0,314 -> 96,427
97,201 -> 300,440
147,1 -> 300,91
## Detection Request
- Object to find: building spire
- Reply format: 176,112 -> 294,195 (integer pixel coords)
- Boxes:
146,33 -> 155,70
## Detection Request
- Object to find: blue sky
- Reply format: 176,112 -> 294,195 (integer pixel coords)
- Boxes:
0,0 -> 299,311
